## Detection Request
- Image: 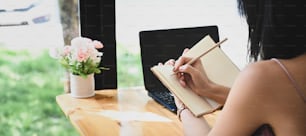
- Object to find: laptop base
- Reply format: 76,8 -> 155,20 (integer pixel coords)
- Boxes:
148,91 -> 177,113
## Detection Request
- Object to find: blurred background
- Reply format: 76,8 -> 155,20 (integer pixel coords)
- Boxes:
0,0 -> 247,135
0,0 -> 78,135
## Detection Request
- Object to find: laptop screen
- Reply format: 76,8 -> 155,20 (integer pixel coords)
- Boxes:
139,26 -> 219,93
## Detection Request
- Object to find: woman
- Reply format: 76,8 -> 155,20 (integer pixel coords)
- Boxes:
167,0 -> 306,135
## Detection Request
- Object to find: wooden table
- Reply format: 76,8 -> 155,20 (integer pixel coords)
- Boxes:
56,87 -> 218,136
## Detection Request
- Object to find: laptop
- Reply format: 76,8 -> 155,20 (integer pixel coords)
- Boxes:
139,26 -> 220,113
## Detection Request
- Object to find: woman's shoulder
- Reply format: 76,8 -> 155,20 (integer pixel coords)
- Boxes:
243,54 -> 306,80
220,58 -> 306,135
210,60 -> 279,135
238,60 -> 278,87
231,60 -> 284,107
235,58 -> 304,107
228,60 -> 278,103
242,60 -> 276,74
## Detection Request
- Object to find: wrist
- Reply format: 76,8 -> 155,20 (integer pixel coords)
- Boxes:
205,81 -> 218,95
203,83 -> 229,105
177,103 -> 187,121
179,108 -> 195,122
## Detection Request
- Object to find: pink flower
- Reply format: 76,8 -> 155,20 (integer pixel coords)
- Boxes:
76,48 -> 90,62
62,46 -> 71,56
49,36 -> 107,76
71,37 -> 92,48
93,40 -> 104,49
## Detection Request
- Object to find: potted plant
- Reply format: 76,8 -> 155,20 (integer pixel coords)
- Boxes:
50,36 -> 108,98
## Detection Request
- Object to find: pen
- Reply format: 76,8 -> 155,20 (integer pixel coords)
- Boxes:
185,38 -> 228,65
172,38 -> 228,75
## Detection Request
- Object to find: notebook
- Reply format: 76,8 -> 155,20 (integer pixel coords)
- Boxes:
151,35 -> 240,117
139,26 -> 220,113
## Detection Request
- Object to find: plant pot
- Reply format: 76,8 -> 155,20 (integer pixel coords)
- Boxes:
70,73 -> 95,98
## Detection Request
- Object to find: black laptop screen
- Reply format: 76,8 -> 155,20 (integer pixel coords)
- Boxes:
139,26 -> 219,93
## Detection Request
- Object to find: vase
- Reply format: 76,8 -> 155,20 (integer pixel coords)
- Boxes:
70,73 -> 95,98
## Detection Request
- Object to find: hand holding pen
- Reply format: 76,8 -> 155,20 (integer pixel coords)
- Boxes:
172,38 -> 228,89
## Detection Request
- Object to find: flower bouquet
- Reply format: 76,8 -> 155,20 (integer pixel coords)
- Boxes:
50,36 -> 109,78
50,36 -> 108,98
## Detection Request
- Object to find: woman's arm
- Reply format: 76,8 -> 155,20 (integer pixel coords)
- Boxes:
201,82 -> 230,105
174,55 -> 230,104
180,109 -> 211,136
174,96 -> 211,136
178,63 -> 268,136
208,63 -> 268,135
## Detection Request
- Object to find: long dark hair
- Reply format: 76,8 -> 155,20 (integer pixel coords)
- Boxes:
237,0 -> 306,61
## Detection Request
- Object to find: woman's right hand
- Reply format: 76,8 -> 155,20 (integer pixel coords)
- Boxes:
162,48 -> 229,104
173,48 -> 215,98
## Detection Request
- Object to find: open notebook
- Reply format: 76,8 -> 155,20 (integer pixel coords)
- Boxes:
151,35 -> 240,117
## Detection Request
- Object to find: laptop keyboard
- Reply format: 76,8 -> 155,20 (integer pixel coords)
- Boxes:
149,91 -> 177,113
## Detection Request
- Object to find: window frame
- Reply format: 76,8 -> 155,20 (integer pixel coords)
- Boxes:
79,0 -> 117,89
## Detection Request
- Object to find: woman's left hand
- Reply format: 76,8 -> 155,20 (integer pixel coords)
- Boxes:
158,59 -> 184,109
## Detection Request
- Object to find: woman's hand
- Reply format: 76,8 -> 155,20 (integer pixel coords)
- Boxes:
159,48 -> 229,104
160,59 -> 176,66
159,58 -> 186,113
172,48 -> 214,98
